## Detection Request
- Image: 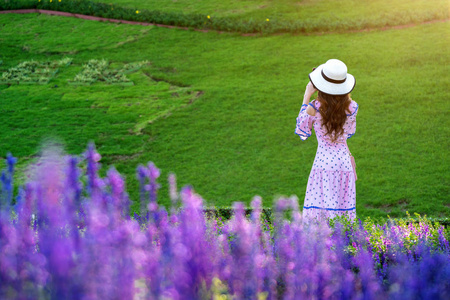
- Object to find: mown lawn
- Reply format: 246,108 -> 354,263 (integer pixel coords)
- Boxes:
0,12 -> 448,219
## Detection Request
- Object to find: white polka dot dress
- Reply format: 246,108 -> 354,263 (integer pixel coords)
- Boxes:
295,99 -> 359,222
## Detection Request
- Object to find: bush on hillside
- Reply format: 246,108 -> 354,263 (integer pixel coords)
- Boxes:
0,0 -> 448,34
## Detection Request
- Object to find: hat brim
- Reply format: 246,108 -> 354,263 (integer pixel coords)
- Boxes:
309,64 -> 355,96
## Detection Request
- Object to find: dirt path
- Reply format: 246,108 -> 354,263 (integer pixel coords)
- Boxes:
0,9 -> 448,36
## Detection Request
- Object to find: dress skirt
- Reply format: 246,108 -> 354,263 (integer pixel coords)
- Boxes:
295,99 -> 359,222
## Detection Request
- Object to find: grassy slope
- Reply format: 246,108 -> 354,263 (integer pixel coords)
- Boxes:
0,14 -> 197,178
91,0 -> 449,24
0,13 -> 448,219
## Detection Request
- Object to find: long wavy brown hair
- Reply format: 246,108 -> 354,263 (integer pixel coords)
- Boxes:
317,91 -> 351,142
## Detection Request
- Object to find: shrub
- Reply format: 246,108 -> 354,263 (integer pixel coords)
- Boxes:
69,59 -> 147,85
0,0 -> 448,34
0,58 -> 71,85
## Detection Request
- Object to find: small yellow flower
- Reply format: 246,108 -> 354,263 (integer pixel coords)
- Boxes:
49,0 -> 52,2
258,292 -> 268,300
58,0 -> 61,2
136,10 -> 139,14
207,15 -> 210,19
266,18 -> 269,22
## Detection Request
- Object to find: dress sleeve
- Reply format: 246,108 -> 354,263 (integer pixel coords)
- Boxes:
295,102 -> 316,141
346,101 -> 359,139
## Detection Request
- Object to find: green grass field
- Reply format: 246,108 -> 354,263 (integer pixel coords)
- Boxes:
90,0 -> 448,26
0,3 -> 449,219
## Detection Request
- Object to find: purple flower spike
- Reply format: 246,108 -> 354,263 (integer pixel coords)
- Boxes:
437,226 -> 450,253
84,143 -> 102,195
147,162 -> 161,205
233,202 -> 245,220
65,156 -> 82,206
0,153 -> 16,211
148,162 -> 160,180
137,165 -> 149,180
250,196 -> 262,224
352,249 -> 382,299
6,153 -> 17,174
136,162 -> 161,220
107,167 -> 125,196
275,198 -> 290,213
180,186 -> 203,211
107,167 -> 130,218
290,195 -> 302,224
0,170 -> 12,211
136,165 -> 149,218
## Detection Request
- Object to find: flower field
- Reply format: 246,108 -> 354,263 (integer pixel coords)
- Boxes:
1,144 -> 449,299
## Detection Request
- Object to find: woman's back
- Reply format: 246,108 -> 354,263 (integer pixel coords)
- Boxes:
311,99 -> 359,144
295,99 -> 358,144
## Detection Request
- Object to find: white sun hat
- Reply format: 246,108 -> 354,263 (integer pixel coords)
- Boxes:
309,59 -> 355,95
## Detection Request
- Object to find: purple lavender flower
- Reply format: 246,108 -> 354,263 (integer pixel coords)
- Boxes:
147,162 -> 160,205
84,143 -> 101,196
0,143 -> 449,299
0,153 -> 16,212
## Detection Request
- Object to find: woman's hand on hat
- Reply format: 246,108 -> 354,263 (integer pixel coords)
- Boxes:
302,81 -> 317,105
305,81 -> 317,96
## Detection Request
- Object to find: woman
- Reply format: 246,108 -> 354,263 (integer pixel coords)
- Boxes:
295,59 -> 358,221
